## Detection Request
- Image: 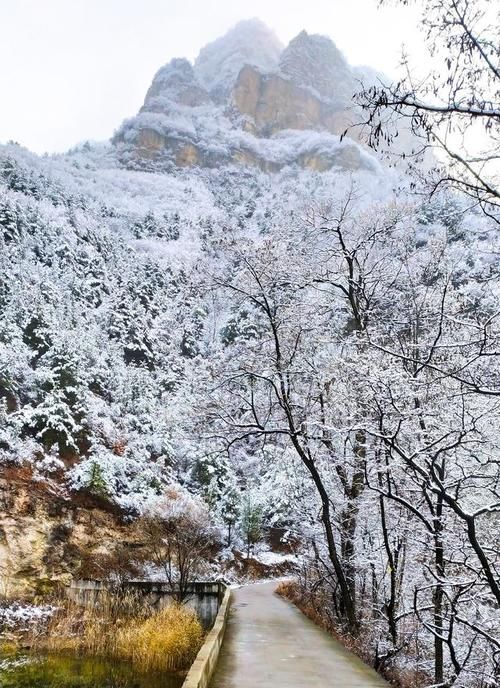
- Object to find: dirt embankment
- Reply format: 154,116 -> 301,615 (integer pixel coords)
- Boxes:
0,467 -> 140,598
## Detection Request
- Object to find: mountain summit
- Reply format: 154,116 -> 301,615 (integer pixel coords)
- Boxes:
194,19 -> 283,99
114,20 -> 377,173
279,30 -> 355,106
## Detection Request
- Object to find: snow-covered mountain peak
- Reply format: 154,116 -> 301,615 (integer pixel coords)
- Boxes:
194,18 -> 283,100
280,30 -> 354,105
113,20 -> 416,174
143,57 -> 211,111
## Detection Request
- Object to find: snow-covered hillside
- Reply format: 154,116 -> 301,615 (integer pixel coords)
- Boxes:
0,134 -> 391,512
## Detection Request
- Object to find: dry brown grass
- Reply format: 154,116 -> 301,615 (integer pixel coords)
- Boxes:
33,590 -> 203,672
382,667 -> 431,688
117,604 -> 203,672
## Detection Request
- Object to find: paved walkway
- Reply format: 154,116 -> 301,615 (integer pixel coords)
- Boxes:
210,581 -> 388,687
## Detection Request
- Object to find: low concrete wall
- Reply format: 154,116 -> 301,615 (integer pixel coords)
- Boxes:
182,585 -> 232,688
67,580 -> 224,629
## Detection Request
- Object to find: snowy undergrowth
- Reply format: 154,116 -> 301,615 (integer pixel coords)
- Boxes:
0,602 -> 57,632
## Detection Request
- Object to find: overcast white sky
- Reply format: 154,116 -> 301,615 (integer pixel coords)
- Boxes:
0,0 -> 425,154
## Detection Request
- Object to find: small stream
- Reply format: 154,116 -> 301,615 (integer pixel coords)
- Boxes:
0,652 -> 184,688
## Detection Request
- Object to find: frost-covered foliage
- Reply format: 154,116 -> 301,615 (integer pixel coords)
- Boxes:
0,147 -> 196,512
139,486 -> 221,599
197,191 -> 500,686
0,141 -> 387,518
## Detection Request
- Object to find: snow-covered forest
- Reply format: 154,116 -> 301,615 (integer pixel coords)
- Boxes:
1,0 -> 499,686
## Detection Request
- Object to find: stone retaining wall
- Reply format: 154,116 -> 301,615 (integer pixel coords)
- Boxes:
67,580 -> 225,629
181,585 -> 232,688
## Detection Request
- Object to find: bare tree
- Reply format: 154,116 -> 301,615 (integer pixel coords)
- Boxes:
356,0 -> 499,217
139,492 -> 217,602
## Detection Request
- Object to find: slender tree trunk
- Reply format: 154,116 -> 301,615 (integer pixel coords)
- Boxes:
434,487 -> 445,685
294,438 -> 359,634
379,492 -> 398,645
340,430 -> 366,611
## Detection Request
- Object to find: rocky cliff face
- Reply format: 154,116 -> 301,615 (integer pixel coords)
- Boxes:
280,30 -> 355,107
114,20 -> 373,173
232,65 -> 355,138
144,58 -> 211,110
0,469 -> 139,597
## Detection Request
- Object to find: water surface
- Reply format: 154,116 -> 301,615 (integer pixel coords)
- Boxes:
0,652 -> 184,688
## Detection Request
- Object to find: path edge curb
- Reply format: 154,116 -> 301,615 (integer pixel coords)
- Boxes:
181,585 -> 232,688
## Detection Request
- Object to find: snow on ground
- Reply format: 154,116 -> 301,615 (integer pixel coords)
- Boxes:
251,549 -> 299,567
0,602 -> 57,631
0,655 -> 39,671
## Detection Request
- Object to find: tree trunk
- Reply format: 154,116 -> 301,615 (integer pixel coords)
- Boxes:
293,436 -> 358,634
434,487 -> 445,685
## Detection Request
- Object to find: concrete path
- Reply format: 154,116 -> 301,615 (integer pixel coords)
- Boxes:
210,582 -> 388,687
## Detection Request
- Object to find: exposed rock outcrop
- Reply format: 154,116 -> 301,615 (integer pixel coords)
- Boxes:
232,64 -> 357,138
113,21 -> 377,173
0,469 -> 139,597
143,58 -> 212,111
279,30 -> 355,106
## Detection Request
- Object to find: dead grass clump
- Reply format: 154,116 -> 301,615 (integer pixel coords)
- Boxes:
382,667 -> 431,688
39,590 -> 142,656
35,590 -> 203,672
275,580 -> 299,600
117,604 -> 204,672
